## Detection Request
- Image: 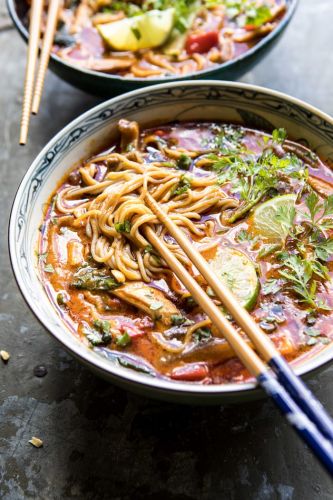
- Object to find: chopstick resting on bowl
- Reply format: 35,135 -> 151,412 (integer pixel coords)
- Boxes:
20,0 -> 61,144
143,192 -> 333,476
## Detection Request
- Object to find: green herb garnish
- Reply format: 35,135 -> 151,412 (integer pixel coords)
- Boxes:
131,26 -> 141,40
44,264 -> 55,273
193,327 -> 212,342
71,267 -> 120,291
116,332 -> 132,347
172,174 -> 191,196
177,154 -> 192,170
171,314 -> 186,326
261,278 -> 283,296
272,128 -> 287,145
93,319 -> 112,343
115,220 -> 132,233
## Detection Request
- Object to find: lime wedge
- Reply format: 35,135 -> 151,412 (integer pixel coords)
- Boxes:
208,247 -> 259,310
97,8 -> 175,51
252,194 -> 297,241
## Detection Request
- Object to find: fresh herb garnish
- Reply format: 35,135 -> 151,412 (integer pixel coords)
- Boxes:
131,26 -> 141,40
177,154 -> 192,170
278,254 -> 331,311
44,264 -> 55,273
93,319 -> 111,341
193,327 -> 212,342
56,292 -> 68,306
143,244 -> 153,254
172,174 -> 191,196
304,327 -> 330,346
83,326 -> 104,346
272,128 -> 287,145
71,268 -> 120,291
235,229 -> 253,242
115,220 -> 132,233
261,278 -> 283,296
38,252 -> 48,262
171,314 -> 186,326
116,332 -> 132,347
215,152 -> 306,223
245,5 -> 271,27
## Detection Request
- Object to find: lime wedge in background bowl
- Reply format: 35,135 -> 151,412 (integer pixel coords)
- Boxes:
97,8 -> 175,51
252,194 -> 297,241
208,247 -> 259,311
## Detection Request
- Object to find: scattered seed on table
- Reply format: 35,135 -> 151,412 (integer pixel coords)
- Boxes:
29,437 -> 43,448
0,350 -> 10,362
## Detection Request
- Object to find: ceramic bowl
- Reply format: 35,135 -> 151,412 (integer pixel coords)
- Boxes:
7,0 -> 297,97
9,81 -> 333,404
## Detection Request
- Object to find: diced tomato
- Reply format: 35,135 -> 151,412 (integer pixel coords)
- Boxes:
170,363 -> 209,381
244,24 -> 256,31
118,320 -> 144,339
185,31 -> 219,55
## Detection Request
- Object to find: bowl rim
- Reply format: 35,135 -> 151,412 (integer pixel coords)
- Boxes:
7,0 -> 298,85
9,80 -> 333,397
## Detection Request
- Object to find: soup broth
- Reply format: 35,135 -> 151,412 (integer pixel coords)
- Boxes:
39,121 -> 333,384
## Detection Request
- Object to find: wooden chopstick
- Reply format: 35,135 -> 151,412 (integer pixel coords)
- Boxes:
20,0 -> 44,145
145,192 -> 333,444
144,194 -> 333,475
145,226 -> 264,378
32,0 -> 61,115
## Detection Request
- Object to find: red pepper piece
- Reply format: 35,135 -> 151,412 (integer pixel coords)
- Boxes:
170,363 -> 209,381
185,31 -> 219,55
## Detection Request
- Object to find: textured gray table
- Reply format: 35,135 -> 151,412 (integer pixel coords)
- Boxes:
1,0 -> 333,498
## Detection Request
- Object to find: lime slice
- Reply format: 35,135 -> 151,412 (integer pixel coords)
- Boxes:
252,194 -> 297,241
208,247 -> 259,311
97,8 -> 175,52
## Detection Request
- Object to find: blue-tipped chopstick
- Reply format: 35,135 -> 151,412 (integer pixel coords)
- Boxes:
144,194 -> 333,476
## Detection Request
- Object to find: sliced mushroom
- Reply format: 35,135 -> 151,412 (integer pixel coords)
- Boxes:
174,332 -> 295,364
308,176 -> 333,198
112,282 -> 180,326
118,119 -> 140,152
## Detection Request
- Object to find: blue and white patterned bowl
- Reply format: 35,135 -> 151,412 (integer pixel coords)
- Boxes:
9,81 -> 333,404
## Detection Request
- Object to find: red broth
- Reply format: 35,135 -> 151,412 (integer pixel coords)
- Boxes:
28,0 -> 287,78
38,121 -> 333,384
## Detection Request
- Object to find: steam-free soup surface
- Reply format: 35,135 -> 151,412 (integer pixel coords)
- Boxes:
39,120 -> 333,384
28,0 -> 287,78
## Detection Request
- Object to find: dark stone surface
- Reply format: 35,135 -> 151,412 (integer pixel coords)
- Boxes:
1,0 -> 333,498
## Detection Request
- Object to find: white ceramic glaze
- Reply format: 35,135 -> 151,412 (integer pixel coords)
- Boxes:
9,81 -> 333,404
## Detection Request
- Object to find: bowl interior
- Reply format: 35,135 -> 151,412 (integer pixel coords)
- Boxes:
9,82 -> 333,401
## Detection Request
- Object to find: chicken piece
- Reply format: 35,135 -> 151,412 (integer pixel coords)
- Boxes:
112,282 -> 180,326
308,176 -> 333,198
88,57 -> 135,72
70,0 -> 92,34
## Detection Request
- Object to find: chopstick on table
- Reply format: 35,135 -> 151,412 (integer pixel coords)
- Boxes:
32,0 -> 61,115
20,0 -> 44,145
20,0 -> 60,144
143,192 -> 333,475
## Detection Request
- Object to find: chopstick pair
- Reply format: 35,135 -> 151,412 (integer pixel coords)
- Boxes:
20,0 -> 61,145
143,192 -> 333,476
